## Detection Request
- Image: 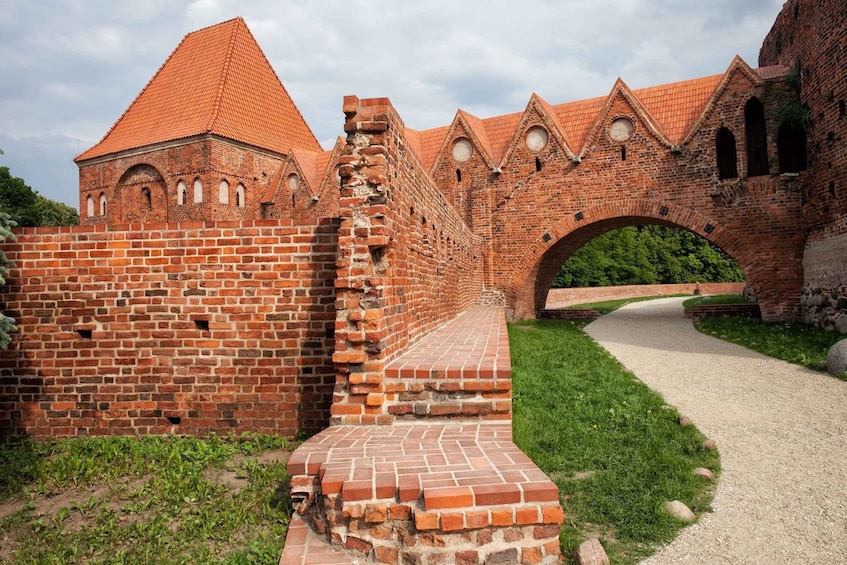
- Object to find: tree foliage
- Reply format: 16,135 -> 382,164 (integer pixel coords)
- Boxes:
552,225 -> 744,288
0,211 -> 16,348
0,166 -> 78,227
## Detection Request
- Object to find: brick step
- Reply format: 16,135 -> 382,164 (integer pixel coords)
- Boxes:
286,423 -> 564,564
383,379 -> 511,420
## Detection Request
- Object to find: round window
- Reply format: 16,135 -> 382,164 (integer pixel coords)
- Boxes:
287,173 -> 299,190
610,118 -> 634,142
526,126 -> 549,152
452,138 -> 473,163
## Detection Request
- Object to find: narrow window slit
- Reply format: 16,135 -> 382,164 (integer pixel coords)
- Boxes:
535,157 -> 542,172
621,146 -> 627,161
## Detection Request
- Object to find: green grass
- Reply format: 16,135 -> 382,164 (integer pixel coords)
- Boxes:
510,320 -> 719,564
695,317 -> 845,376
565,294 -> 687,315
682,294 -> 748,308
0,433 -> 293,564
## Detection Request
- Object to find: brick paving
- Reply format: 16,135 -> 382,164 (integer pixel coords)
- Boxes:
288,422 -> 558,509
385,306 -> 511,382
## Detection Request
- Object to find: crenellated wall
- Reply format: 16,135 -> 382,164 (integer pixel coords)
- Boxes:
0,219 -> 338,439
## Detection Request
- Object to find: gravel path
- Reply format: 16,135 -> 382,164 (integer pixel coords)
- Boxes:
584,297 -> 847,564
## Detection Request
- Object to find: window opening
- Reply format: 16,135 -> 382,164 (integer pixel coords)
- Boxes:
745,98 -> 770,176
716,128 -> 738,179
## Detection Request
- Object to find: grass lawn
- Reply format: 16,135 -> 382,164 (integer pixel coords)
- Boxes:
695,317 -> 845,376
510,320 -> 719,564
0,433 -> 293,564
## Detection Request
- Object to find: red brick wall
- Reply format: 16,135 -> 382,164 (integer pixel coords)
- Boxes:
760,0 -> 847,241
0,219 -> 338,439
760,0 -> 847,330
78,137 -> 289,226
426,69 -> 805,321
546,283 -> 746,308
330,96 -> 485,425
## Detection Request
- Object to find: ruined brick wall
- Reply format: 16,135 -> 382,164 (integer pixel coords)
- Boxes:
331,97 -> 484,425
78,138 -> 287,226
0,219 -> 338,439
760,0 -> 847,331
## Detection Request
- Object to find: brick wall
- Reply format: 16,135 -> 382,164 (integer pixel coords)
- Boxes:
760,0 -> 847,330
330,96 -> 485,425
425,68 -> 806,322
78,137 -> 289,226
0,219 -> 338,439
546,283 -> 747,308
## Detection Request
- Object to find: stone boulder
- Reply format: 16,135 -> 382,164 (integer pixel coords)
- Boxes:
827,338 -> 847,377
575,538 -> 610,565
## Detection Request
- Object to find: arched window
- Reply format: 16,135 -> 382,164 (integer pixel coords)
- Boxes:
716,128 -> 738,180
219,180 -> 229,204
193,178 -> 203,203
177,180 -> 187,205
235,183 -> 245,208
141,187 -> 152,210
86,195 -> 94,217
777,122 -> 808,173
99,193 -> 107,215
745,98 -> 769,177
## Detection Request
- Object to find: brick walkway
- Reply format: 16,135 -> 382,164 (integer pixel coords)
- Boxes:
383,307 -> 513,421
281,307 -> 563,564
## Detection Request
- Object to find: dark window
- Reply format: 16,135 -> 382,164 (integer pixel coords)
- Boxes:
716,128 -> 738,179
745,98 -> 770,176
777,122 -> 808,173
142,187 -> 152,210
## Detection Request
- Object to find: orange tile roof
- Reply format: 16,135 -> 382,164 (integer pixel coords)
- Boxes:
481,112 -> 523,164
756,64 -> 789,80
76,18 -> 320,162
632,74 -> 724,145
416,125 -> 451,171
553,95 -> 607,152
458,110 -> 495,164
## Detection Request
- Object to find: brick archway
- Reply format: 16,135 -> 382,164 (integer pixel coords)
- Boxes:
507,199 -> 772,320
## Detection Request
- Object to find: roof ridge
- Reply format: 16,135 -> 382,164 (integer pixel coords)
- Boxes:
75,29 -> 192,162
206,17 -> 242,132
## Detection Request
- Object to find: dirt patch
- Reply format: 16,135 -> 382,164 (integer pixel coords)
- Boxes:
204,449 -> 291,494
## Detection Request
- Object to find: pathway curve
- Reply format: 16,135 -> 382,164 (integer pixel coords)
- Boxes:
584,297 -> 847,564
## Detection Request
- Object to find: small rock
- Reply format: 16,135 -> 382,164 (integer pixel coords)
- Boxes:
827,338 -> 847,375
664,500 -> 696,523
835,316 -> 847,335
575,537 -> 610,565
678,415 -> 694,426
693,467 -> 715,481
701,438 -> 717,451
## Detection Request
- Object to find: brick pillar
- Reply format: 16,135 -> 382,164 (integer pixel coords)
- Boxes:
330,96 -> 395,425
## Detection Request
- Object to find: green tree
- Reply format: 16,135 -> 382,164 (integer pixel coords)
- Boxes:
553,225 -> 744,288
0,166 -> 78,227
0,212 -> 16,348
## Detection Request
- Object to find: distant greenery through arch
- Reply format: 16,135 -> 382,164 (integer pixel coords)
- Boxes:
552,225 -> 744,288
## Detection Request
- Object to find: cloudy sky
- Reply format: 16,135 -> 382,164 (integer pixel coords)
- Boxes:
0,0 -> 786,207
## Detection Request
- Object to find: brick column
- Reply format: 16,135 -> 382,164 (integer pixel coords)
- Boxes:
330,96 -> 396,425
